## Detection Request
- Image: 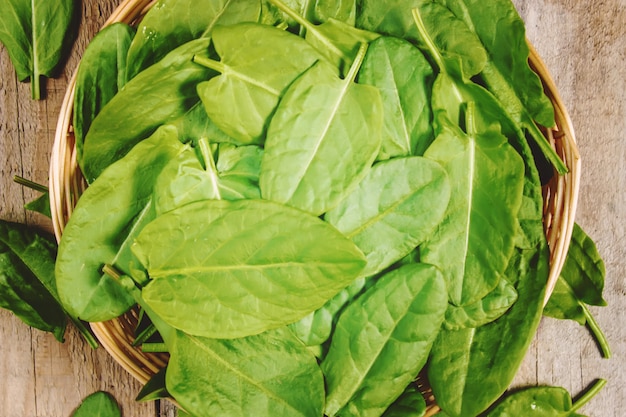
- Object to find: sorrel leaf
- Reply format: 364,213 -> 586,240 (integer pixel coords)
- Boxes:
0,0 -> 76,99
260,44 -> 382,215
133,199 -> 366,338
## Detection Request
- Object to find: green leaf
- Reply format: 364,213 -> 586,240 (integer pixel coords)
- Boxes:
154,141 -> 263,214
133,199 -> 367,338
24,192 -> 51,218
166,327 -> 325,417
0,220 -> 66,341
126,0 -> 262,79
381,384 -> 426,417
421,110 -> 525,306
325,156 -> 450,277
357,36 -> 435,159
73,23 -> 135,163
355,0 -> 487,79
195,22 -> 324,145
484,379 -> 607,417
322,263 -> 447,417
443,276 -> 518,330
135,367 -> 169,402
260,45 -> 383,215
71,391 -> 121,417
56,126 -> 186,322
0,0 -> 76,99
81,37 -> 213,183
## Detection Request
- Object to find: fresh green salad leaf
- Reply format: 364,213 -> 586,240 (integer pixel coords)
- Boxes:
133,198 -> 366,338
71,391 -> 121,417
56,126 -> 186,322
381,384 -> 426,417
73,23 -> 135,163
0,0 -> 76,99
80,37 -> 212,183
260,44 -> 382,215
126,0 -> 262,79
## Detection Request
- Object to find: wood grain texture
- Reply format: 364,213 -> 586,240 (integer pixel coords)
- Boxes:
0,0 -> 623,416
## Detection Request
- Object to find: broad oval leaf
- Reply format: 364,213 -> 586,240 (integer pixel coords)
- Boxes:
56,126 -> 186,322
133,199 -> 367,338
484,385 -> 588,417
126,0 -> 261,79
166,327 -> 325,417
74,23 -> 135,164
196,22 -> 324,145
0,0 -> 75,99
357,36 -> 435,159
81,37 -> 212,183
260,51 -> 383,216
421,113 -> 525,306
71,391 -> 121,417
326,156 -> 450,277
322,263 -> 447,417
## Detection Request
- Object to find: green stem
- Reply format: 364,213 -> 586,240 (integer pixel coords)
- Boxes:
13,176 -> 48,193
141,342 -> 168,353
571,379 -> 607,412
69,317 -> 99,349
32,74 -> 41,100
345,43 -> 368,84
193,55 -> 227,74
132,323 -> 158,347
582,302 -> 612,359
412,7 -> 445,74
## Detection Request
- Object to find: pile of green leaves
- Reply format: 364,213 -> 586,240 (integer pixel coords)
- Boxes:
45,0 -> 609,416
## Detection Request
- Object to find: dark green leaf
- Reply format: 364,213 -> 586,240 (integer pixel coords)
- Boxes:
81,37 -> 212,183
126,0 -> 262,79
381,384 -> 426,417
71,391 -> 121,417
73,23 -> 135,163
136,367 -> 169,402
0,0 -> 76,99
322,263 -> 447,417
24,192 -> 51,218
133,199 -> 366,338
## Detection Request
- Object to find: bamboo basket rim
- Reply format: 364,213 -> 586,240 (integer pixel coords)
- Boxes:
48,0 -> 581,413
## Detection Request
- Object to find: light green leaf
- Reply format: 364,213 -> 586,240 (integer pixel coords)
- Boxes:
322,263 -> 447,417
71,391 -> 121,417
326,156 -> 450,277
134,199 -> 366,338
260,45 -> 382,215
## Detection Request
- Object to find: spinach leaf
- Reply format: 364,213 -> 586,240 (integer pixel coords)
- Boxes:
307,0 -> 356,25
0,0 -> 76,99
154,140 -> 262,215
268,0 -> 378,75
56,126 -> 186,322
381,384 -> 426,417
421,109 -> 525,306
166,327 -> 325,417
0,220 -> 66,342
484,379 -> 607,417
427,98 -> 550,417
357,36 -> 434,159
171,101 -> 234,145
355,0 -> 487,79
443,276 -> 518,330
195,22 -> 324,145
71,391 -> 121,417
322,263 -> 447,417
126,0 -> 262,79
260,44 -> 382,215
325,156 -> 450,277
434,0 -> 555,127
80,37 -> 212,183
74,23 -> 135,163
544,223 -> 611,358
133,198 -> 367,338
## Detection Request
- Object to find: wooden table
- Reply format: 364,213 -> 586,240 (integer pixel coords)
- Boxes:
0,0 -> 623,415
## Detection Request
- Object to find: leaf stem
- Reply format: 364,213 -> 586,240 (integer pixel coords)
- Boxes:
345,43 -> 368,84
13,175 -> 48,193
412,7 -> 445,73
193,55 -> 227,74
141,342 -> 168,353
571,379 -> 607,412
69,317 -> 99,349
132,323 -> 158,347
582,303 -> 612,358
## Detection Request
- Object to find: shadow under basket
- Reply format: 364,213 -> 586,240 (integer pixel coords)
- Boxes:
49,0 -> 581,414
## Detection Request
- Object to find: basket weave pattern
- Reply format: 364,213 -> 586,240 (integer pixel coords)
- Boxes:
49,0 -> 581,410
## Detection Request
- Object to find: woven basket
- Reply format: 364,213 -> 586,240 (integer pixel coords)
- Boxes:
49,0 -> 581,414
